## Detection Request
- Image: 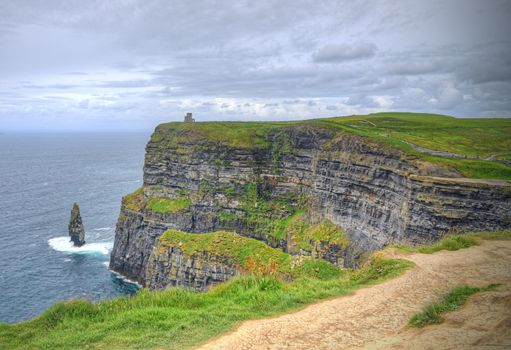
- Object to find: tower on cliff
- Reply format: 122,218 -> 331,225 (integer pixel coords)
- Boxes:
69,203 -> 85,247
184,112 -> 195,122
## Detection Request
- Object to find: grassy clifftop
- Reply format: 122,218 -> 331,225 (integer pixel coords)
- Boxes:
157,230 -> 292,273
321,112 -> 511,159
149,112 -> 511,180
156,230 -> 340,279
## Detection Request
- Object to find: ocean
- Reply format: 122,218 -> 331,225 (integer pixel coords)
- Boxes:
0,132 -> 150,323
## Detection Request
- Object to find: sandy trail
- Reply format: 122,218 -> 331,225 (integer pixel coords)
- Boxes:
198,240 -> 511,350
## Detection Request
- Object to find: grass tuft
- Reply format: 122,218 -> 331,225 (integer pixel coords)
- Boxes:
409,284 -> 500,327
417,235 -> 477,253
391,230 -> 511,254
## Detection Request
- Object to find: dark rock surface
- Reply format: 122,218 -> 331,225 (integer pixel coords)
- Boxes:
145,248 -> 240,291
109,124 -> 511,289
69,203 -> 85,247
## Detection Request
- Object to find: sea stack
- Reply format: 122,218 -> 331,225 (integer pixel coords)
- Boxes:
68,203 -> 85,247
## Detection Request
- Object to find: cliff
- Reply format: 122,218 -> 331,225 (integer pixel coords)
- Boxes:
110,114 -> 511,289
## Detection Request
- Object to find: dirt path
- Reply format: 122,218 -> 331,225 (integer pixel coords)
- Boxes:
198,240 -> 511,350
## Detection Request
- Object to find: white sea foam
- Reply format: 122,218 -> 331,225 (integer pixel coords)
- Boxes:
102,261 -> 110,267
109,269 -> 142,288
93,227 -> 113,231
48,237 -> 113,255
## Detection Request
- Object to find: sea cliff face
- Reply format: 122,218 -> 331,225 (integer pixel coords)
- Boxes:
110,122 -> 511,289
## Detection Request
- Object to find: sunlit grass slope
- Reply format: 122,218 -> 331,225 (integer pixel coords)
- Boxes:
321,112 -> 511,158
318,112 -> 511,179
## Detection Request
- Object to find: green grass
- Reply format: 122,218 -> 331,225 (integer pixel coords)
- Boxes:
320,112 -> 511,158
146,196 -> 191,214
157,230 -> 293,274
150,121 -> 299,149
317,112 -> 511,180
419,156 -> 511,180
239,183 -> 348,252
391,230 -> 511,254
468,230 -> 511,240
409,284 -> 500,327
122,187 -> 145,211
150,112 -> 511,180
0,258 -> 413,350
157,230 -> 342,279
273,213 -> 349,252
416,235 -> 478,253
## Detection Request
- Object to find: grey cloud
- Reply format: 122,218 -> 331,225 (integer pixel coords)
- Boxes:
459,59 -> 511,84
1,0 -> 510,131
313,43 -> 377,63
385,60 -> 442,76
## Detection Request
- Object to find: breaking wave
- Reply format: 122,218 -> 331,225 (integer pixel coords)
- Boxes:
48,237 -> 113,255
109,269 -> 142,288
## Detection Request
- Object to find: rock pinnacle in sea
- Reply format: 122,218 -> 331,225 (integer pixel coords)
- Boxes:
69,203 -> 85,247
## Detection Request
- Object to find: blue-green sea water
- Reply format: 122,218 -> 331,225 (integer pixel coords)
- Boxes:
0,132 -> 150,323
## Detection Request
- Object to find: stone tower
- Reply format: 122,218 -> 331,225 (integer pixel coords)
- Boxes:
69,203 -> 85,246
184,112 -> 195,122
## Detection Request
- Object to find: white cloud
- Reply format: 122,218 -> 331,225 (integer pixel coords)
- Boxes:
372,96 -> 394,110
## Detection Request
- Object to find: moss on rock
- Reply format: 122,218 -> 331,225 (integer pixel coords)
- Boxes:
157,230 -> 291,273
146,196 -> 192,214
122,187 -> 145,211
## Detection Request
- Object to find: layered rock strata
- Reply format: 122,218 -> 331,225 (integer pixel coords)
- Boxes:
110,123 -> 511,289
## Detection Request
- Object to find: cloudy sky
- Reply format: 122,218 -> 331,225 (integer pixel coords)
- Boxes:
1,0 -> 510,131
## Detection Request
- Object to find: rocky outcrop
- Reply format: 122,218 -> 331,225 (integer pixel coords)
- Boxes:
69,203 -> 85,247
145,247 -> 240,291
110,123 -> 511,289
142,229 -> 296,291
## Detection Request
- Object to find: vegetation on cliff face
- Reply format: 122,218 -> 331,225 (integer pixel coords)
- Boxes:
122,187 -> 145,211
283,214 -> 349,252
156,229 -> 341,279
123,187 -> 193,214
238,182 -> 349,253
126,179 -> 350,260
157,230 -> 291,272
146,196 -> 192,214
